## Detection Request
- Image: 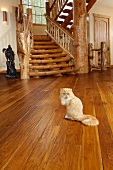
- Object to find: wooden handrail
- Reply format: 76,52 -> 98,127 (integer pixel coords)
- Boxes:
45,15 -> 74,58
45,15 -> 73,39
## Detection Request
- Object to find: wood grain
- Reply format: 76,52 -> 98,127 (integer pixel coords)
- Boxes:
0,70 -> 113,169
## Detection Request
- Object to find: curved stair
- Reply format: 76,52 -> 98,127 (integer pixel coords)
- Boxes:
29,35 -> 75,77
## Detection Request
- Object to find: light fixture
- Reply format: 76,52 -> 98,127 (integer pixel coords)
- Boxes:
3,11 -> 7,23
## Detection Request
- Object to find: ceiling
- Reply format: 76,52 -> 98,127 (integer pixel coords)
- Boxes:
97,0 -> 113,8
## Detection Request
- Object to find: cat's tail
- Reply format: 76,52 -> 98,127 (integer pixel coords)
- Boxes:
77,115 -> 99,126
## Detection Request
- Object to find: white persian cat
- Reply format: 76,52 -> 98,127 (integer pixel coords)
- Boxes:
60,88 -> 99,126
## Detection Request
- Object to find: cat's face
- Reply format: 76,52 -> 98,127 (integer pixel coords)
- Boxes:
60,88 -> 72,99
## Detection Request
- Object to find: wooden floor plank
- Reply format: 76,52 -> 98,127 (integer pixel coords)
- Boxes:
0,70 -> 113,169
1,76 -> 75,169
81,93 -> 103,170
90,72 -> 113,170
97,81 -> 113,132
43,144 -> 81,170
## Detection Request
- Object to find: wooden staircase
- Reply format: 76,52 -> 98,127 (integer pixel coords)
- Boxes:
51,0 -> 97,34
29,35 -> 75,77
16,0 -> 97,79
29,0 -> 97,78
57,1 -> 73,33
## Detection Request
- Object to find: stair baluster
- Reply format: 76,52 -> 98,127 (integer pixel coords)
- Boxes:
45,15 -> 74,58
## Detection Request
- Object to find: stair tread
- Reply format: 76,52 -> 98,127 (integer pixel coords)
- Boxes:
57,21 -> 63,24
29,63 -> 74,70
63,9 -> 71,13
31,49 -> 63,54
29,56 -> 71,64
66,2 -> 73,6
30,53 -> 67,59
58,15 -> 67,19
33,45 -> 59,49
34,42 -> 56,45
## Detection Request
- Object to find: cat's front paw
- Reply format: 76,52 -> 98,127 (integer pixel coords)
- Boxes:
65,115 -> 68,119
65,115 -> 74,120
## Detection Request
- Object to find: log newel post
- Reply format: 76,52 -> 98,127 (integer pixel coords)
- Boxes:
73,0 -> 88,73
16,4 -> 33,79
101,42 -> 107,70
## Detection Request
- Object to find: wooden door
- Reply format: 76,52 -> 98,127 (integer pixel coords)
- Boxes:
94,14 -> 110,67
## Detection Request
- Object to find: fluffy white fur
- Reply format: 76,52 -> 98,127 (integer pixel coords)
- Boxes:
60,88 -> 99,126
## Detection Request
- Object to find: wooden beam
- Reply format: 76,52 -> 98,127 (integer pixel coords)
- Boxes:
86,0 -> 97,12
73,0 -> 88,73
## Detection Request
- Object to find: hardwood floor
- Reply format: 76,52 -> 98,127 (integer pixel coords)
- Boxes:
0,70 -> 113,170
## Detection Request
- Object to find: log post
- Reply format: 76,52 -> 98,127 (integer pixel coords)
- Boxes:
73,0 -> 88,73
101,42 -> 107,70
88,43 -> 93,72
16,4 -> 32,79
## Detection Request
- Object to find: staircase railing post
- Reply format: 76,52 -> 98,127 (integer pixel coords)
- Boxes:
88,43 -> 93,72
101,42 -> 107,70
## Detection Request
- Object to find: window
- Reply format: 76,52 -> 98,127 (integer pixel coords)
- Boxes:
22,0 -> 46,24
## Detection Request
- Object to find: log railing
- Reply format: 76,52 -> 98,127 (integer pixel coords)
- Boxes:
49,0 -> 68,20
45,15 -> 74,58
88,42 -> 107,72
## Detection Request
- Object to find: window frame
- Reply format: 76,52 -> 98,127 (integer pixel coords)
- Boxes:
22,0 -> 46,25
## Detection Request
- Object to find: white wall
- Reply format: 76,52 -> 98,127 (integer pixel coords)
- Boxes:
0,0 -> 20,71
33,24 -> 46,35
89,3 -> 113,65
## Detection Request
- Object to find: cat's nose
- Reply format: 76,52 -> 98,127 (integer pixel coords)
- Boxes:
65,96 -> 68,99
